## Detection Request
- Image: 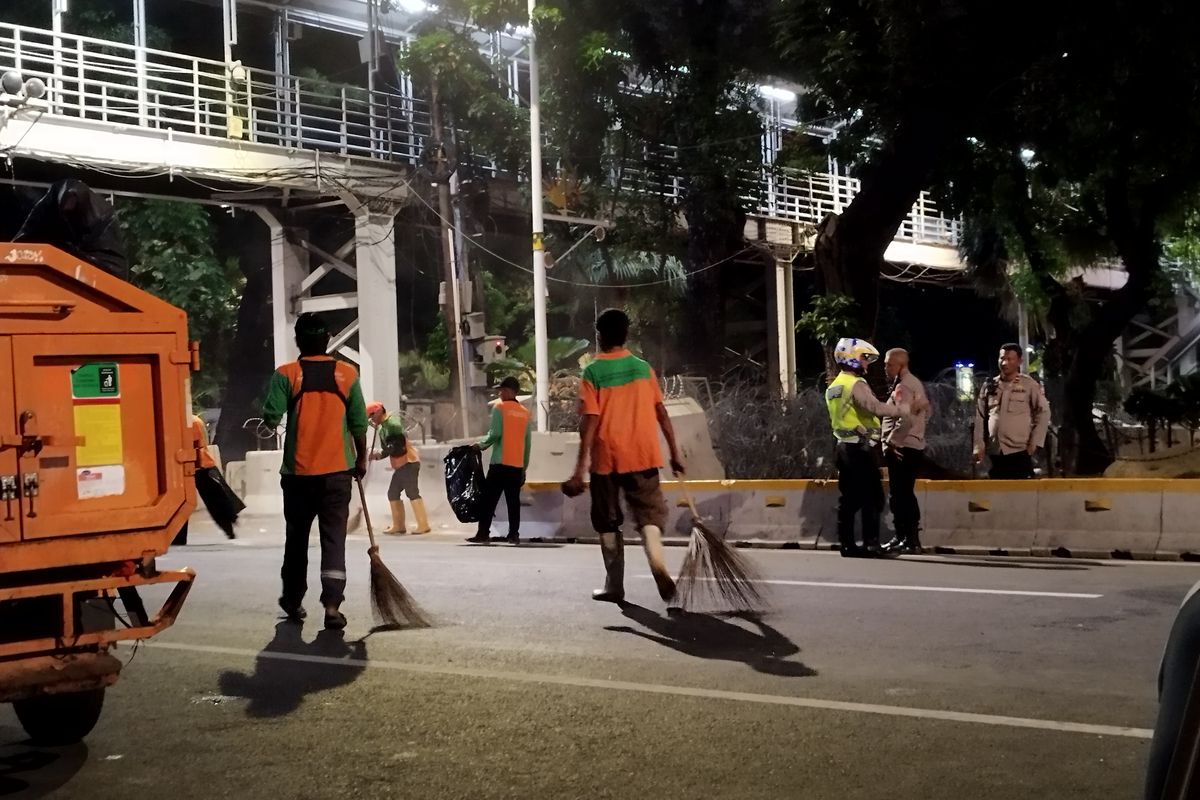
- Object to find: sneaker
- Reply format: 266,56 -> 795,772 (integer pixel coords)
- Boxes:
324,609 -> 347,630
278,598 -> 306,622
466,533 -> 491,544
506,533 -> 520,546
592,588 -> 625,603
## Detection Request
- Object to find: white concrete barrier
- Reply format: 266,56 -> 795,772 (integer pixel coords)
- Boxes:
1032,479 -> 1164,558
922,481 -> 1039,555
1159,487 -> 1200,559
224,443 -> 1200,559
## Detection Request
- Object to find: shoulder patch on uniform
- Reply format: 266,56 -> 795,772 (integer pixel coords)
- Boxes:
826,385 -> 844,400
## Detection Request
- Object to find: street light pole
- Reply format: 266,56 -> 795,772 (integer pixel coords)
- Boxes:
527,0 -> 550,432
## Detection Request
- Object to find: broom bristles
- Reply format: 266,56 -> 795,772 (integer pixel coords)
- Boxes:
369,549 -> 431,628
674,518 -> 765,612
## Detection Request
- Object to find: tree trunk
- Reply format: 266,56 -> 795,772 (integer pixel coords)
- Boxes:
1060,178 -> 1161,475
812,116 -> 951,336
214,216 -> 273,464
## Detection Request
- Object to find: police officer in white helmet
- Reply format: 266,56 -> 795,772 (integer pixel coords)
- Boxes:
825,338 -> 920,558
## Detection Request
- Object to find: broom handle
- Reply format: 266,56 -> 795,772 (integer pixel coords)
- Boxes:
356,477 -> 378,550
678,477 -> 701,519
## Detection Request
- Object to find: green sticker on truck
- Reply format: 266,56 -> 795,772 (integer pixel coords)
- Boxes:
71,363 -> 120,399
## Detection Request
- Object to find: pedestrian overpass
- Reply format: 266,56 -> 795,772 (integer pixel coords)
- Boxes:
0,6 -> 964,406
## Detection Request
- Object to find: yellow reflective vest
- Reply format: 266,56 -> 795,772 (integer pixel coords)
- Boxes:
825,371 -> 881,443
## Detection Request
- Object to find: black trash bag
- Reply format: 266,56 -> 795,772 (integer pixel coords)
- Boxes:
195,466 -> 246,539
444,445 -> 486,524
15,179 -> 129,280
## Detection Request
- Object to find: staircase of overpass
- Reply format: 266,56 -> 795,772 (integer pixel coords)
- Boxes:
0,15 -> 965,406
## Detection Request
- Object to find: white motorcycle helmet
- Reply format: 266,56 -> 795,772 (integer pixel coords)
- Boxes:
833,337 -> 881,371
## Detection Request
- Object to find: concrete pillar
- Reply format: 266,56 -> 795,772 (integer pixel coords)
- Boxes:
254,208 -> 306,367
774,256 -> 796,398
353,206 -> 400,405
784,256 -> 797,395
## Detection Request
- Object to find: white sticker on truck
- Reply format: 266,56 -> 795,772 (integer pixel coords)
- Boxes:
76,465 -> 125,499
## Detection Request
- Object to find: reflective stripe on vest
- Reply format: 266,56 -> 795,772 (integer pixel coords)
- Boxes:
825,371 -> 881,442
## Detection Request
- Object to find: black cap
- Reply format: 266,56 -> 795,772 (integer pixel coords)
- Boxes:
295,313 -> 328,337
499,376 -> 521,391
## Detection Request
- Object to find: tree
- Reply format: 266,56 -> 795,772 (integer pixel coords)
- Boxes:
117,199 -> 242,407
948,0 -> 1200,474
397,0 -> 778,376
773,0 -> 1073,335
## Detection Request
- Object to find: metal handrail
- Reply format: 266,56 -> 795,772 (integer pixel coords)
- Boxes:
0,19 -> 959,247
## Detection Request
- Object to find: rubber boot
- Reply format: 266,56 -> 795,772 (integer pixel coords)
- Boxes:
383,501 -> 407,535
410,498 -> 432,534
592,532 -> 625,602
641,525 -> 676,602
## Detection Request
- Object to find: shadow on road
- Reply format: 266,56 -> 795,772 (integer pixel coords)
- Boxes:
607,604 -> 817,678
217,622 -> 368,718
0,735 -> 87,798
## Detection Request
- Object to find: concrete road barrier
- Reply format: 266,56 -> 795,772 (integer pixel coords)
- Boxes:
1032,479 -> 1164,559
224,448 -> 1200,560
922,481 -> 1038,555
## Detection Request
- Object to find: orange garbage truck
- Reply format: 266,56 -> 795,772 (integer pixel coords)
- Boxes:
0,242 -> 197,744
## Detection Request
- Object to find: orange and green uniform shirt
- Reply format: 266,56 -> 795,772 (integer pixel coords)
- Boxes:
192,415 -> 216,469
378,413 -> 420,469
579,349 -> 664,475
262,356 -> 368,476
479,399 -> 532,469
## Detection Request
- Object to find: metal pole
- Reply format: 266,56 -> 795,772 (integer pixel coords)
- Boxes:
51,0 -> 65,115
528,0 -> 550,432
448,173 -> 470,439
133,0 -> 148,126
430,76 -> 469,438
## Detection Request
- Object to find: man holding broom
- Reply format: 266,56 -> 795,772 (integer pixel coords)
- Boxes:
366,401 -> 432,535
563,309 -> 685,604
263,314 -> 369,630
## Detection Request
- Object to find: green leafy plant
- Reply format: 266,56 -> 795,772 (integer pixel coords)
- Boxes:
796,294 -> 856,377
485,337 -> 590,393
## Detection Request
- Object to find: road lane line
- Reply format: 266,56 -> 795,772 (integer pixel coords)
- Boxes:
150,641 -> 1147,739
641,577 -> 1102,599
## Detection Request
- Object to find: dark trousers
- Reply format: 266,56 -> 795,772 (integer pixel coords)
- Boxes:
988,451 -> 1034,479
885,447 -> 924,540
477,464 -> 524,537
387,461 -> 421,501
281,473 -> 352,608
836,442 -> 884,548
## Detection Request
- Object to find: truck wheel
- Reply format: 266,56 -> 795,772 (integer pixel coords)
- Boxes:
13,688 -> 105,745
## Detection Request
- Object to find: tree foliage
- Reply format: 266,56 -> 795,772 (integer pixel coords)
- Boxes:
946,0 -> 1200,474
117,200 -> 242,405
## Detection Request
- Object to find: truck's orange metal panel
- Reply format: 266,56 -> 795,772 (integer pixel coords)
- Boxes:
0,337 -> 18,544
0,243 -> 196,571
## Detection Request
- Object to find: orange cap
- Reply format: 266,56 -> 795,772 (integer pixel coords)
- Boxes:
365,401 -> 385,417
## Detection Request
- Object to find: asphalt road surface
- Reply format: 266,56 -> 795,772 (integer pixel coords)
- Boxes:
2,521 -> 1194,799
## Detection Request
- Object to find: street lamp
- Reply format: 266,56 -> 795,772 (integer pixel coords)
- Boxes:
527,0 -> 550,432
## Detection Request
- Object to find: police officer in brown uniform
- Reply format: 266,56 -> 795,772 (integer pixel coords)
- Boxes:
881,349 -> 928,553
972,343 -> 1050,479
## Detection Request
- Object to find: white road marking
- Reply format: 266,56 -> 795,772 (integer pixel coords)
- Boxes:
645,577 -> 1102,599
150,641 -> 1148,739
